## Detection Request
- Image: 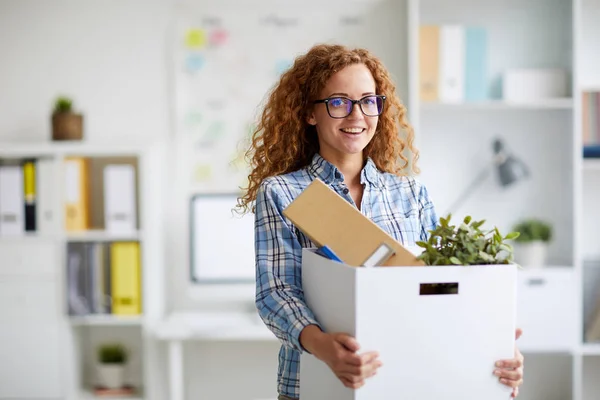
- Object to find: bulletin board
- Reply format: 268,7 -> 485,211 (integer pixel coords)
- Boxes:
174,3 -> 377,282
172,4 -> 374,193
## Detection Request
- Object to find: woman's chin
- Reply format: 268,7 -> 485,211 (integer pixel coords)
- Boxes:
338,146 -> 368,156
340,140 -> 370,155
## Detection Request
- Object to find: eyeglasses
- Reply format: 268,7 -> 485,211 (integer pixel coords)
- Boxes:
313,95 -> 386,119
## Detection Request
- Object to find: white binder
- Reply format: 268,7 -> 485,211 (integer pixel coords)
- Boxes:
0,165 -> 25,236
36,158 -> 55,234
103,164 -> 137,233
439,25 -> 465,103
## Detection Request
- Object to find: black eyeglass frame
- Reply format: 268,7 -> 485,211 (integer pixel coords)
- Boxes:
313,95 -> 387,119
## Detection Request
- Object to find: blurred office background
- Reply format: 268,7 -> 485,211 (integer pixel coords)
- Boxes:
0,0 -> 600,399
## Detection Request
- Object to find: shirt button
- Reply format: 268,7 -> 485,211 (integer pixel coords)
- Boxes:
343,188 -> 349,195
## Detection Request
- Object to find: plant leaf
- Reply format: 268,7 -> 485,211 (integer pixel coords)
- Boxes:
504,232 -> 520,240
449,257 -> 462,265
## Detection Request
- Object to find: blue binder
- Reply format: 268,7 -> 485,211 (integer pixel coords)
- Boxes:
465,27 -> 488,102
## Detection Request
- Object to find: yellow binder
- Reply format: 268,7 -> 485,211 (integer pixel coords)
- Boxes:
23,160 -> 36,231
110,241 -> 142,315
64,157 -> 91,231
419,25 -> 440,102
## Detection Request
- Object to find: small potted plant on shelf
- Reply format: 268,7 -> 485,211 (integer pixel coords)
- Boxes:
416,214 -> 520,294
511,218 -> 552,268
97,343 -> 127,390
51,95 -> 84,141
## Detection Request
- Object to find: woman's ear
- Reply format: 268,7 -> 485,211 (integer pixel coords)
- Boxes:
306,109 -> 317,126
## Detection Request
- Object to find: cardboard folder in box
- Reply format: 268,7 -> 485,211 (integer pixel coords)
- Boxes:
282,178 -> 422,267
299,249 -> 517,400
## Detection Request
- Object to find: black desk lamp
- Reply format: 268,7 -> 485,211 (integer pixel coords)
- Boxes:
446,138 -> 529,214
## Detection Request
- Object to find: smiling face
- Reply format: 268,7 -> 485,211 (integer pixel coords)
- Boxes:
307,63 -> 379,164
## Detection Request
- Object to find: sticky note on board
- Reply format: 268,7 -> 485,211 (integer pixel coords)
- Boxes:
185,111 -> 203,128
185,54 -> 205,73
282,178 -> 424,267
185,29 -> 207,49
193,164 -> 212,182
209,28 -> 229,46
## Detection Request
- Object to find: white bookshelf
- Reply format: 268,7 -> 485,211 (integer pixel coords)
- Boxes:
583,159 -> 600,171
0,140 -> 166,400
408,0 -> 599,399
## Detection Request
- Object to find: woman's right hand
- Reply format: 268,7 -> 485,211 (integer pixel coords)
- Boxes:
300,325 -> 382,389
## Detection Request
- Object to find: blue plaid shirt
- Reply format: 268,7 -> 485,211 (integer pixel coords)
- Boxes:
254,153 -> 438,398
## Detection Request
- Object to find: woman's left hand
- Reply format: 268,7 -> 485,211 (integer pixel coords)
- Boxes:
494,328 -> 524,398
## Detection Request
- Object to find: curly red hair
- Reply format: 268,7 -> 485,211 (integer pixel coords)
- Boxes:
237,43 -> 420,214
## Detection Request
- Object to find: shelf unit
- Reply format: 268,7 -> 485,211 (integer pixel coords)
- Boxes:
582,344 -> 600,356
70,315 -> 145,327
406,0 -> 599,399
81,389 -> 143,400
0,140 -> 166,400
420,98 -> 574,110
65,230 -> 144,242
583,159 -> 600,171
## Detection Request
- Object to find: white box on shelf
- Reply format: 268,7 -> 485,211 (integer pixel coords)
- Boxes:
516,269 -> 577,352
299,249 -> 517,400
502,69 -> 568,102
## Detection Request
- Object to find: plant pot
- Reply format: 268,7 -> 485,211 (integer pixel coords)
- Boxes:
97,364 -> 125,389
51,112 -> 83,141
513,241 -> 548,268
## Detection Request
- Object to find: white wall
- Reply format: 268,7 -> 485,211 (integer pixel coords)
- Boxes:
0,0 -> 171,142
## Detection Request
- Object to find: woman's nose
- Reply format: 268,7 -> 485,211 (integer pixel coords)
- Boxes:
347,102 -> 363,119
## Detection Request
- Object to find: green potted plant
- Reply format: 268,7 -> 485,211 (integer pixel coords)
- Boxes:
97,343 -> 127,389
416,214 -> 520,293
51,96 -> 84,141
511,218 -> 552,268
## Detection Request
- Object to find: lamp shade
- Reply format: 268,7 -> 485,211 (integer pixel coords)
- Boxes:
493,138 -> 529,187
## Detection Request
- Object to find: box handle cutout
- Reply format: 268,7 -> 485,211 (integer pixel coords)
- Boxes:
527,278 -> 546,286
419,282 -> 459,295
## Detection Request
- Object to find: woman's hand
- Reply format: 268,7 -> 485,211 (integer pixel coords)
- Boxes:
494,328 -> 525,397
300,325 -> 382,389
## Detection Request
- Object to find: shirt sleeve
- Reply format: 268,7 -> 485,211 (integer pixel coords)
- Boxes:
418,182 -> 438,241
254,179 -> 322,352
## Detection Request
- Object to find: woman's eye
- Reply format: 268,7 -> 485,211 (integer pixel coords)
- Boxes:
329,98 -> 346,108
363,97 -> 376,105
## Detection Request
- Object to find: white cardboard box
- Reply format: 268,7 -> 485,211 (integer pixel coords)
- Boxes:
299,249 -> 517,400
502,68 -> 568,102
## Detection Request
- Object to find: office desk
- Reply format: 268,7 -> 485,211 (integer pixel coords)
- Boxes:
155,311 -> 277,400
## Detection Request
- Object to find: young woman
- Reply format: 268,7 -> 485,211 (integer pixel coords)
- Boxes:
237,43 -> 524,400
